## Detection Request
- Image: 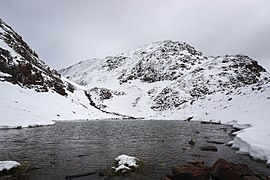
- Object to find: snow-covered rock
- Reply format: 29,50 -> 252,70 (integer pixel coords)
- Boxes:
0,161 -> 20,171
114,155 -> 140,172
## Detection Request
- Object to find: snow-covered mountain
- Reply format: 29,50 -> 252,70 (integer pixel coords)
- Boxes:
1,17 -> 270,165
60,40 -> 270,164
0,18 -> 119,128
60,40 -> 269,119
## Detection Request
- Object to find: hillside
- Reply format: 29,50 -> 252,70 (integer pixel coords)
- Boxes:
60,40 -> 270,119
60,40 -> 270,164
0,18 -> 119,128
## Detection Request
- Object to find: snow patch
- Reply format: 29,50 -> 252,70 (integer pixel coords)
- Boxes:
0,161 -> 20,171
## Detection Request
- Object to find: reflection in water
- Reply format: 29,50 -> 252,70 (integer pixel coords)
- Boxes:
0,120 -> 269,179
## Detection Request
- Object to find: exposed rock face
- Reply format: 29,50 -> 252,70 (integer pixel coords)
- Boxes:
85,87 -> 125,109
0,18 -> 67,95
117,41 -> 204,83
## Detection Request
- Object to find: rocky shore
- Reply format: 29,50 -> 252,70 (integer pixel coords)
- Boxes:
162,158 -> 269,180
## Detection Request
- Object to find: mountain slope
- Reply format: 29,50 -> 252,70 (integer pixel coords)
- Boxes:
0,18 -> 119,128
60,40 -> 269,117
0,18 -> 68,95
60,40 -> 270,164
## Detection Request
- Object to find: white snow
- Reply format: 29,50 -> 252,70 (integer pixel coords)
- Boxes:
114,155 -> 139,172
0,81 -> 120,129
0,161 -> 20,171
0,72 -> 12,77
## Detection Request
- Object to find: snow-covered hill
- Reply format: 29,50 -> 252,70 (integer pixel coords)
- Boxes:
60,40 -> 270,164
60,40 -> 269,119
0,18 -> 119,128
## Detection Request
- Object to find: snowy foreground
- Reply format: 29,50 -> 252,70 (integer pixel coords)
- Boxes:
0,161 -> 20,172
0,80 -> 270,166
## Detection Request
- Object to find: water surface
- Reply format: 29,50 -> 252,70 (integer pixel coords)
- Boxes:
0,120 -> 269,179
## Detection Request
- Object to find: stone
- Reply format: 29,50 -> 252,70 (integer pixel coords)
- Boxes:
188,140 -> 195,145
200,146 -> 218,151
209,158 -> 259,180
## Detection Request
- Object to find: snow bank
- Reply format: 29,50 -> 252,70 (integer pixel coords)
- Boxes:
0,161 -> 20,171
232,127 -> 270,165
114,155 -> 140,172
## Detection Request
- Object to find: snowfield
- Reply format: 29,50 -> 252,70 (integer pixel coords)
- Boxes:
0,81 -> 119,129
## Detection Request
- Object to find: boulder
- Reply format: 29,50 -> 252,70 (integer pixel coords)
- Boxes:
209,158 -> 259,180
188,140 -> 195,145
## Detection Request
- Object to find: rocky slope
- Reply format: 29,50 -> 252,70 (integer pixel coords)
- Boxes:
0,18 -> 119,128
60,40 -> 270,118
60,40 -> 270,164
0,18 -> 68,95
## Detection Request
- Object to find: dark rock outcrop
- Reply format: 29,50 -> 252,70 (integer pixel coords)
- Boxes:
0,18 -> 67,95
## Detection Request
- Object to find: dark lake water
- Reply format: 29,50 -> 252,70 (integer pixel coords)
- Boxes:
0,120 -> 269,180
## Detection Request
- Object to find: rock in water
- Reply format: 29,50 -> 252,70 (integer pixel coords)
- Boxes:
188,140 -> 195,145
200,146 -> 218,151
114,155 -> 140,173
209,158 -> 259,180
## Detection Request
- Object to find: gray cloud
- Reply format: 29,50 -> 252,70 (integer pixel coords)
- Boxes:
1,0 -> 270,71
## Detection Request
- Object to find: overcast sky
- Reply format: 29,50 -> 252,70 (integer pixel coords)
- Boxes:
1,0 -> 270,71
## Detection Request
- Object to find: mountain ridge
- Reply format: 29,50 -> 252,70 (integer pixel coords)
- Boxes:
60,40 -> 269,115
